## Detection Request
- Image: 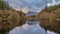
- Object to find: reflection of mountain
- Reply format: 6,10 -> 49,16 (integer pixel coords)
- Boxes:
26,21 -> 39,25
26,11 -> 38,16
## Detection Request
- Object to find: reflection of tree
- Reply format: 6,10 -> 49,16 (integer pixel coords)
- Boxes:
0,27 -> 14,34
0,19 -> 26,34
31,15 -> 36,18
0,29 -> 9,34
17,19 -> 26,26
40,20 -> 60,34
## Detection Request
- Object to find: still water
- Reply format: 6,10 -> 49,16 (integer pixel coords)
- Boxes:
6,20 -> 58,34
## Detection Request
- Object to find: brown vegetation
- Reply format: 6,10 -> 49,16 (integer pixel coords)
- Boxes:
16,11 -> 26,19
0,10 -> 20,29
38,4 -> 60,21
38,4 -> 60,34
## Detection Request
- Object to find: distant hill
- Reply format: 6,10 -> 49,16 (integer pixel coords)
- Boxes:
26,11 -> 38,16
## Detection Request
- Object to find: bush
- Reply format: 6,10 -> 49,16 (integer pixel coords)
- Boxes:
16,11 -> 26,18
0,10 -> 20,29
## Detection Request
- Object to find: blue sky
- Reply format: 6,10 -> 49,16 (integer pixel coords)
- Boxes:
5,0 -> 60,12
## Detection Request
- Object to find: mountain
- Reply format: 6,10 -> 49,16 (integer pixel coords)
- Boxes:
26,11 -> 38,16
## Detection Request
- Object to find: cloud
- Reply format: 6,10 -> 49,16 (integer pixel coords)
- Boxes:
5,0 -> 60,12
47,0 -> 60,7
5,0 -> 48,12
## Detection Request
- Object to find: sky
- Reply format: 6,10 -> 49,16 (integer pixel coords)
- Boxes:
5,0 -> 60,12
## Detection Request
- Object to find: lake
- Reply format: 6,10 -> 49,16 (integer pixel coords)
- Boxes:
0,20 -> 60,34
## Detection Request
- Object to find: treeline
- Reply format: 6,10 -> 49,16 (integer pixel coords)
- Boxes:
38,4 -> 60,21
0,0 -> 26,29
40,4 -> 60,13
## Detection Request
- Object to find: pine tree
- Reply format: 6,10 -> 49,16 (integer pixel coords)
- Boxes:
0,0 -> 9,10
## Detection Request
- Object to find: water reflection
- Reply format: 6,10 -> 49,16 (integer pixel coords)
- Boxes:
40,20 -> 60,34
47,31 -> 58,34
8,20 -> 58,34
0,20 -> 59,34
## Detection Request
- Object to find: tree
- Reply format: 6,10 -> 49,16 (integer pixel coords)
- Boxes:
0,0 -> 10,10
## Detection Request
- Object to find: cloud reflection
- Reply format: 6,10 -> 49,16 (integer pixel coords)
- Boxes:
9,24 -> 46,34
